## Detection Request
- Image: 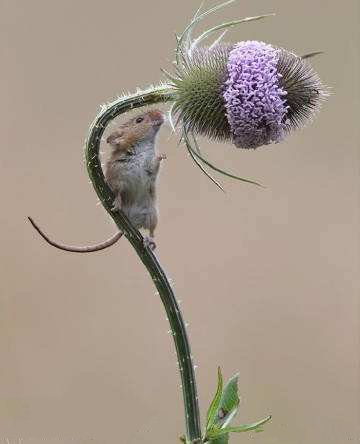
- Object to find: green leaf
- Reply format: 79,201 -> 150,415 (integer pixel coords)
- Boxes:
207,416 -> 272,439
301,51 -> 323,60
206,367 -> 224,432
214,373 -> 240,428
190,133 -> 264,188
185,0 -> 205,52
183,126 -> 225,193
190,14 -> 275,52
176,0 -> 237,66
207,434 -> 229,444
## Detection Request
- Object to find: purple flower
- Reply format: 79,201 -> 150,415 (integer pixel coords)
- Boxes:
223,41 -> 288,149
162,3 -> 329,187
169,40 -> 327,150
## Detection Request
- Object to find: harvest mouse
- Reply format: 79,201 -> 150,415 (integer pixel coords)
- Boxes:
28,109 -> 166,252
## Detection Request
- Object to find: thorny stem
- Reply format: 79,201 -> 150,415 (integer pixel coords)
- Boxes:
85,84 -> 202,444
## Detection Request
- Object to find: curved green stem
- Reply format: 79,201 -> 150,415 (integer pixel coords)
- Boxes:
85,84 -> 202,444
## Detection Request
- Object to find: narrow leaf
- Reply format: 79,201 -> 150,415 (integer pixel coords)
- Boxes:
206,367 -> 224,432
214,373 -> 240,428
197,0 -> 238,22
189,139 -> 264,188
191,14 -> 275,52
302,51 -> 324,60
208,416 -> 272,438
183,127 -> 225,193
190,132 -> 202,154
207,435 -> 229,444
209,30 -> 228,50
178,0 -> 238,64
185,0 -> 206,52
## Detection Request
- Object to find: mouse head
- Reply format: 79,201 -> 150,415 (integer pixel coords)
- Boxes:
106,109 -> 164,150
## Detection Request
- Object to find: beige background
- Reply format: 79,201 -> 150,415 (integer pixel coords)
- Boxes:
1,1 -> 359,443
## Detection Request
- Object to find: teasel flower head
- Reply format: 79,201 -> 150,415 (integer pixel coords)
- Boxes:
164,1 -> 328,156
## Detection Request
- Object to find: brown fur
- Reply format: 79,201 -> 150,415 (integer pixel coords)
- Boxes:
28,109 -> 165,253
105,110 -> 166,248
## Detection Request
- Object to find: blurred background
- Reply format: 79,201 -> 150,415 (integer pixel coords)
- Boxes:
1,1 -> 359,443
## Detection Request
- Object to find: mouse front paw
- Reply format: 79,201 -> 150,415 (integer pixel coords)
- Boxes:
156,153 -> 167,161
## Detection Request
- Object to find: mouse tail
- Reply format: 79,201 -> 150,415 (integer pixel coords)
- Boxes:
27,217 -> 123,253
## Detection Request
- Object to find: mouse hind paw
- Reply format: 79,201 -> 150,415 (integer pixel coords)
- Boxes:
143,236 -> 156,251
111,195 -> 122,212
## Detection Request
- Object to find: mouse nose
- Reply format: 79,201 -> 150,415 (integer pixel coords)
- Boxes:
149,110 -> 164,125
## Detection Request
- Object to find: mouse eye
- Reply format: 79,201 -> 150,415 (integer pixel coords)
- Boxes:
135,116 -> 144,124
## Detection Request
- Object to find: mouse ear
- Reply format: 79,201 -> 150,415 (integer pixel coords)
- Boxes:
106,130 -> 124,145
